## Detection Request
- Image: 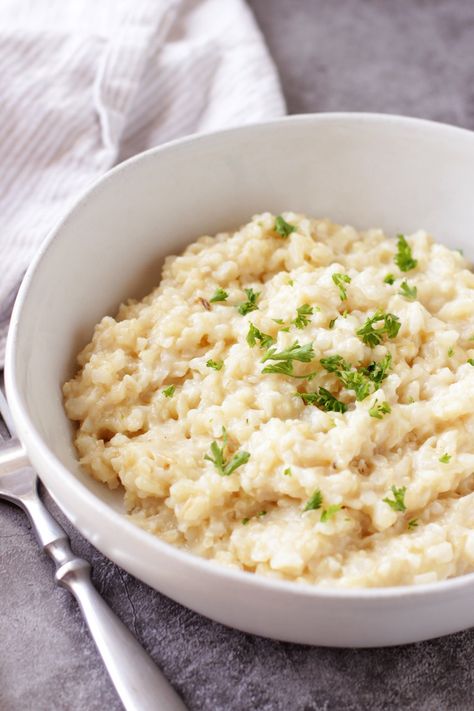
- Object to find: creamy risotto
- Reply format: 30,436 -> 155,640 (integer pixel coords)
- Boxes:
63,213 -> 474,588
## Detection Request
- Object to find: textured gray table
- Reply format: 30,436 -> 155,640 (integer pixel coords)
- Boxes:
2,2 -> 474,709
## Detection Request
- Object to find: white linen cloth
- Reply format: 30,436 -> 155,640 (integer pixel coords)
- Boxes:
0,0 -> 284,365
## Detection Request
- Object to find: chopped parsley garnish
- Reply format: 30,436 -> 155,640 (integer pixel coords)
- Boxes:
283,467 -> 292,476
297,387 -> 348,413
320,504 -> 342,523
209,287 -> 229,303
257,510 -> 267,517
468,359 -> 474,366
162,385 -> 176,398
328,318 -> 336,329
320,355 -> 371,401
439,453 -> 451,463
408,518 -> 419,530
384,273 -> 395,285
356,311 -> 401,348
262,361 -> 294,376
395,234 -> 417,272
262,360 -> 317,379
332,273 -> 351,301
287,278 -> 294,286
340,370 -> 372,401
261,340 -> 316,378
361,353 -> 392,386
247,323 -> 274,349
383,485 -> 407,512
238,288 -> 260,316
262,341 -> 315,364
242,518 -> 250,525
447,347 -> 454,357
293,304 -> 313,329
274,215 -> 296,238
369,399 -> 391,419
399,280 -> 417,301
303,489 -> 323,512
206,359 -> 223,371
204,428 -> 250,476
320,354 -> 350,373
272,318 -> 284,324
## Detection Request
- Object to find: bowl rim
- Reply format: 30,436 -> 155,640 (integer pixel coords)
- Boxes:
6,111 -> 474,601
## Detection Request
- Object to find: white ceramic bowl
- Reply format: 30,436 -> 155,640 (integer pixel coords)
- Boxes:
6,114 -> 474,647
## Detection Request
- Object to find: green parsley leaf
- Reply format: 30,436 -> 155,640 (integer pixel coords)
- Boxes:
272,318 -> 284,324
262,360 -> 317,379
320,504 -> 342,522
287,278 -> 294,286
384,274 -> 395,285
369,399 -> 391,419
209,287 -> 229,303
408,518 -> 419,530
274,215 -> 296,238
283,467 -> 292,476
162,385 -> 176,398
262,361 -> 295,376
320,354 -> 350,373
332,273 -> 351,301
468,358 -> 474,366
328,318 -> 336,330
297,387 -> 348,413
238,288 -> 260,316
204,428 -> 250,476
447,347 -> 454,357
247,323 -> 274,349
242,518 -> 250,525
361,354 -> 392,386
399,280 -> 417,301
205,439 -> 225,473
262,341 -> 315,363
293,303 -> 313,329
340,370 -> 372,401
320,355 -> 372,401
304,489 -> 323,512
439,453 -> 451,463
223,450 -> 250,476
206,359 -> 223,371
383,485 -> 407,512
395,234 -> 417,272
356,310 -> 401,348
383,313 -> 402,339
257,510 -> 267,517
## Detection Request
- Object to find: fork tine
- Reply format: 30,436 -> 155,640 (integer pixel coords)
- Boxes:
0,376 -> 15,438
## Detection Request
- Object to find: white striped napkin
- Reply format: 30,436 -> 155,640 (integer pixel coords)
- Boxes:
0,0 -> 285,365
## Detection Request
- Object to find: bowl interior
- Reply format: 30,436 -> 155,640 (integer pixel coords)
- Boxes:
8,114 -> 474,515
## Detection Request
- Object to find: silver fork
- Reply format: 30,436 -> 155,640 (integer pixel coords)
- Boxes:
0,388 -> 186,711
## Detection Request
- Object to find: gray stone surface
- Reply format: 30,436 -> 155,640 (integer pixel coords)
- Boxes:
2,1 -> 474,709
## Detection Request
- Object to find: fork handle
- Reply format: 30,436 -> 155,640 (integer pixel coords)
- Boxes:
3,461 -> 187,711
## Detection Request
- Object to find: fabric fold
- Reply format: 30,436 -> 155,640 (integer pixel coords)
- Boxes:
0,0 -> 285,364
